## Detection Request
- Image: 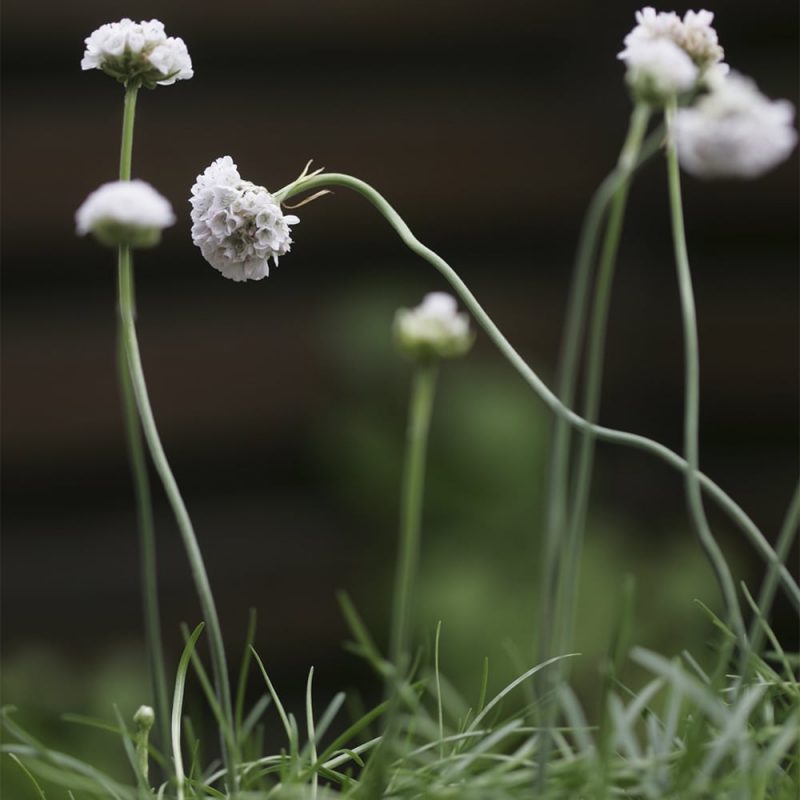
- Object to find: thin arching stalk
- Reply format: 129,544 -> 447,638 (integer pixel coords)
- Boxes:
278,172 -> 799,612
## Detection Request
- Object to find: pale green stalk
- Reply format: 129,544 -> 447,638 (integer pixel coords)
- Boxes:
116,81 -> 170,758
535,103 -> 650,791
278,173 -> 799,611
555,102 -> 651,662
390,362 -> 438,675
118,246 -> 238,789
665,97 -> 747,646
116,83 -> 238,790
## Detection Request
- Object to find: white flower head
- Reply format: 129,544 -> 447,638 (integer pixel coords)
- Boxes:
619,7 -> 726,101
82,19 -> 192,87
623,38 -> 698,102
675,72 -> 797,179
394,292 -> 474,361
190,157 -> 299,282
76,180 -> 175,248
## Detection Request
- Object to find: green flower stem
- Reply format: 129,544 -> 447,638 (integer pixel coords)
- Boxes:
117,81 -> 236,789
748,481 -> 800,658
117,246 -> 238,788
280,173 -> 799,611
390,362 -> 439,676
538,111 -> 663,666
117,81 -> 170,757
554,103 -> 651,662
664,98 -> 747,645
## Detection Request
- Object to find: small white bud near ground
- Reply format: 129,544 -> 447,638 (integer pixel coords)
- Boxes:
76,180 -> 175,248
82,19 -> 193,88
190,156 -> 299,282
133,704 -> 155,730
394,292 -> 474,361
674,72 -> 797,179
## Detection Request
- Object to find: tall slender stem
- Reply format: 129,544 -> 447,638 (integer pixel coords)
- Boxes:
554,103 -> 651,662
537,116 -> 664,666
279,173 -> 799,611
117,248 -> 238,787
390,363 -> 438,676
117,81 -> 170,757
664,98 -> 747,646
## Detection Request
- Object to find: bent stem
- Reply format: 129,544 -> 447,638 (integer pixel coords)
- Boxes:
278,172 -> 799,612
554,102 -> 651,664
665,98 -> 747,647
117,81 -> 170,757
117,253 -> 238,787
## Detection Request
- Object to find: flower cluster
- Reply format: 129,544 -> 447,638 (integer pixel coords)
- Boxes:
394,293 -> 474,361
76,180 -> 175,248
619,7 -> 727,102
82,19 -> 193,87
675,73 -> 797,179
190,157 -> 300,282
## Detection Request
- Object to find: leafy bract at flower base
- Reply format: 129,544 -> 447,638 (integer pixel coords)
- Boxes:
81,19 -> 193,88
76,180 -> 175,248
190,157 -> 299,282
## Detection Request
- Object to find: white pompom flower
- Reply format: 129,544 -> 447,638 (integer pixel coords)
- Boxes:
619,7 -> 727,101
674,73 -> 797,179
623,38 -> 698,102
81,19 -> 192,87
394,292 -> 474,361
76,180 -> 175,248
190,157 -> 299,282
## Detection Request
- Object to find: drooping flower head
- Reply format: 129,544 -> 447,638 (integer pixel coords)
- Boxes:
82,19 -> 193,87
190,157 -> 299,282
619,7 -> 727,102
76,180 -> 175,248
394,293 -> 474,361
674,73 -> 797,179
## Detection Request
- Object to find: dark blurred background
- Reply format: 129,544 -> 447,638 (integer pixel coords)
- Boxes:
2,0 -> 798,779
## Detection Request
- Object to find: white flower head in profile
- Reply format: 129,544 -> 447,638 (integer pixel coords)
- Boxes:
623,38 -> 698,102
82,19 -> 193,87
190,157 -> 299,282
394,292 -> 474,361
674,72 -> 797,179
619,7 -> 727,101
76,180 -> 175,248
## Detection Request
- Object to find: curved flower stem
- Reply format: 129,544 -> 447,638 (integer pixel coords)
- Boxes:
117,248 -> 238,788
664,98 -> 747,646
748,481 -> 800,660
554,103 -> 651,664
117,81 -> 237,789
117,81 -> 170,757
280,173 -> 800,611
390,362 -> 438,678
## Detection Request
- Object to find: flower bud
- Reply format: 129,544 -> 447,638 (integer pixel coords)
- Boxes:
133,704 -> 155,731
394,293 -> 474,361
76,180 -> 175,249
